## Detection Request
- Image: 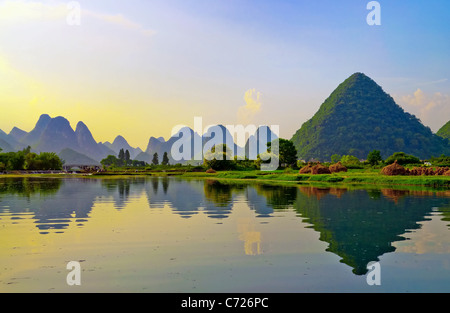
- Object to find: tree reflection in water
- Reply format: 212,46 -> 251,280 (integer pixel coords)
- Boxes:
1,176 -> 448,275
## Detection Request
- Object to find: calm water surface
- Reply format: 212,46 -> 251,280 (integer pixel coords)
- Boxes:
0,176 -> 449,292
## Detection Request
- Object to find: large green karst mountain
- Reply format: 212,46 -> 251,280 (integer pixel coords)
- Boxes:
437,121 -> 450,140
291,73 -> 450,161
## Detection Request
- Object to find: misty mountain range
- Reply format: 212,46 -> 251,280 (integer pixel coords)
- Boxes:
0,114 -> 277,165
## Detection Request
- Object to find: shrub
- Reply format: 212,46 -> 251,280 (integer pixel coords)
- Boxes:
385,152 -> 420,165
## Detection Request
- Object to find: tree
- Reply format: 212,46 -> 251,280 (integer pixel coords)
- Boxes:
152,152 -> 159,165
367,150 -> 383,166
6,151 -> 26,170
278,139 -> 298,167
267,139 -> 298,168
385,152 -> 420,165
25,152 -> 40,170
331,154 -> 341,164
132,160 -> 146,167
125,150 -> 131,166
37,152 -> 63,170
162,152 -> 169,166
118,149 -> 125,165
1,147 -> 62,171
340,155 -> 362,168
203,144 -> 236,170
101,155 -> 119,167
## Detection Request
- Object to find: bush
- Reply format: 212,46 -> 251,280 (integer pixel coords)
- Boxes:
429,155 -> 450,167
203,144 -> 236,170
367,150 -> 383,165
340,155 -> 363,169
385,152 -> 421,165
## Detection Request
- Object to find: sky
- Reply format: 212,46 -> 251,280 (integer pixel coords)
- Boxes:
0,0 -> 449,149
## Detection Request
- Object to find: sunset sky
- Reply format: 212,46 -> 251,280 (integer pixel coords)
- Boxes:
0,0 -> 449,149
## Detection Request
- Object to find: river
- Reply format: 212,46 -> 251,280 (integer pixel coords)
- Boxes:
0,176 -> 449,292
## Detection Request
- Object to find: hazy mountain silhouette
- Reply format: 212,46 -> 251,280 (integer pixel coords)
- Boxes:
59,148 -> 100,166
134,124 -> 277,164
9,127 -> 28,142
103,135 -> 142,159
137,126 -> 203,164
35,116 -> 80,153
0,136 -> 13,152
75,121 -> 115,161
20,114 -> 52,147
0,114 -> 117,163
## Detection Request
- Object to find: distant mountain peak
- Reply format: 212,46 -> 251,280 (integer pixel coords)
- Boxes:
20,113 -> 52,146
38,113 -> 51,121
112,135 -> 127,145
75,121 -> 95,141
35,114 -> 52,129
75,121 -> 89,130
9,127 -> 27,141
47,116 -> 74,132
34,114 -> 52,129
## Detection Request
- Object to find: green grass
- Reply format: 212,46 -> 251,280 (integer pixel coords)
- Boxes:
2,167 -> 449,188
177,168 -> 450,188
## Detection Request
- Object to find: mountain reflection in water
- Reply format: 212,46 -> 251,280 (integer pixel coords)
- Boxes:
0,176 -> 449,276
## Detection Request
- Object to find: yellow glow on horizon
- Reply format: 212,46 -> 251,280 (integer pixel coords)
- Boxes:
0,51 -> 183,148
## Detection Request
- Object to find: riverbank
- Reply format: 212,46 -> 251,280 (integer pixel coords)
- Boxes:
181,169 -> 450,188
1,168 -> 450,189
6,168 -> 445,188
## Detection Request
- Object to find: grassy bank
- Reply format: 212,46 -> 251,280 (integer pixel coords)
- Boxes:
1,167 -> 449,188
85,168 -> 450,188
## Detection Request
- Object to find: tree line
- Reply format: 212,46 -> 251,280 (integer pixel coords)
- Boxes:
101,149 -> 147,167
101,149 -> 171,168
0,146 -> 63,171
99,141 -> 449,171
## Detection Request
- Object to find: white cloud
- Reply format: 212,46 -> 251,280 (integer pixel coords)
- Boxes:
395,88 -> 450,132
237,89 -> 262,124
